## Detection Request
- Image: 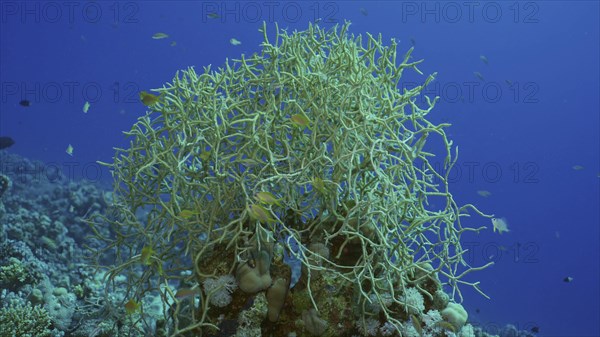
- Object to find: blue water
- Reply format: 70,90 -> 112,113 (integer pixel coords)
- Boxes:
1,2 -> 598,336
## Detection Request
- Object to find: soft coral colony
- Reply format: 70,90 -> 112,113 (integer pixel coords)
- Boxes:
91,21 -> 493,337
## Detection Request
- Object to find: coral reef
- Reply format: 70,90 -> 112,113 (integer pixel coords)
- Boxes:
90,22 -> 495,336
0,152 -> 536,336
0,152 -> 119,337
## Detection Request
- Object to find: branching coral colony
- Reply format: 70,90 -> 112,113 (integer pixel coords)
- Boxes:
91,22 -> 493,337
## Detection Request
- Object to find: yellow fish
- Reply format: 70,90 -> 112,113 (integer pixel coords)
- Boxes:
312,177 -> 326,194
124,299 -> 141,314
480,55 -> 489,65
139,91 -> 159,106
491,217 -> 510,234
230,38 -> 242,46
572,165 -> 584,171
179,209 -> 200,219
66,144 -> 74,156
140,246 -> 155,265
290,114 -> 310,128
199,150 -> 211,161
255,191 -> 281,206
152,32 -> 169,39
248,204 -> 275,223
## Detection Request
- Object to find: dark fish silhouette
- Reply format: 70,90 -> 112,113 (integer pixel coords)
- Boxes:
0,137 -> 15,149
19,100 -> 30,107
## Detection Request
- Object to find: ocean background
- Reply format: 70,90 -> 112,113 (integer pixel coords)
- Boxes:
1,1 -> 598,336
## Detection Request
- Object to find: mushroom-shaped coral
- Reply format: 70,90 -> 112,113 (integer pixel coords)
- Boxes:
301,309 -> 328,336
236,250 -> 272,293
266,277 -> 289,322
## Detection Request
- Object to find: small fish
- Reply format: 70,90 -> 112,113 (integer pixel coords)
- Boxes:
230,38 -> 242,46
248,203 -> 275,223
175,288 -> 197,300
312,177 -> 327,194
255,191 -> 281,206
290,114 -> 310,128
19,99 -> 31,107
152,32 -> 169,39
207,12 -> 220,19
563,276 -> 573,283
170,41 -> 177,47
124,299 -> 141,314
179,209 -> 200,219
491,217 -> 510,234
477,190 -> 491,197
474,71 -> 485,81
505,79 -> 513,86
480,55 -> 489,65
238,158 -> 263,166
572,165 -> 584,170
83,101 -> 90,113
66,144 -> 74,156
531,326 -> 540,333
410,314 -> 423,336
359,7 -> 368,16
199,150 -> 211,161
139,91 -> 159,106
435,321 -> 457,333
140,246 -> 155,265
0,137 -> 15,150
156,263 -> 165,276
410,37 -> 416,46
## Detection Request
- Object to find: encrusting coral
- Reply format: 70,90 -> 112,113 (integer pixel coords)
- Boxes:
0,174 -> 10,198
91,21 -> 492,336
